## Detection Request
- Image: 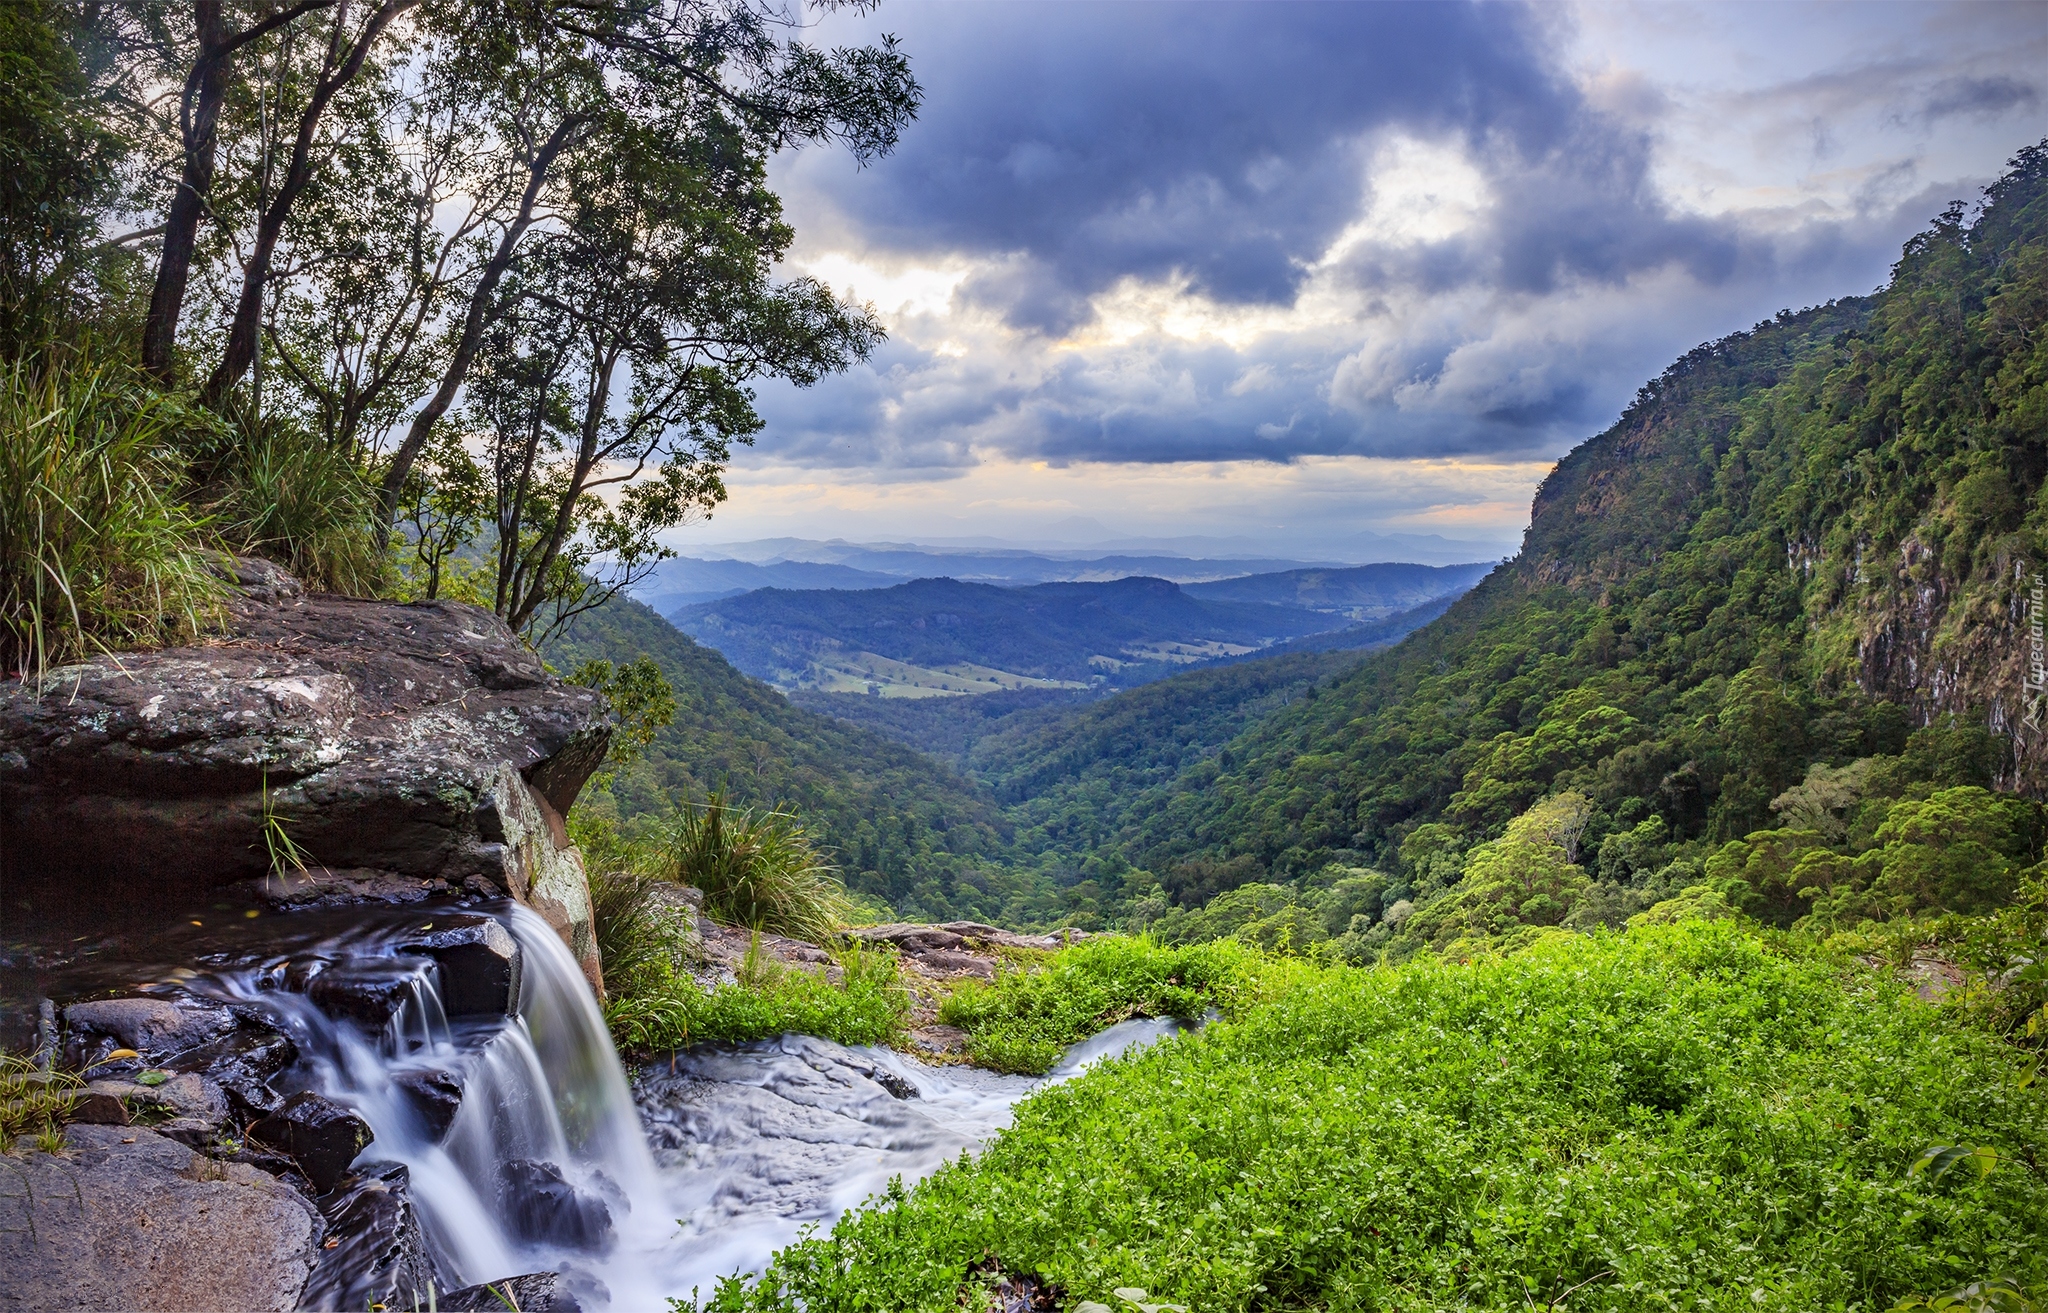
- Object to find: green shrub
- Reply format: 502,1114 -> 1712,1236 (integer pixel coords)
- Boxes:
605,937 -> 909,1052
688,922 -> 2048,1312
190,405 -> 384,596
936,935 -> 1285,1074
0,352 -> 223,679
655,794 -> 850,944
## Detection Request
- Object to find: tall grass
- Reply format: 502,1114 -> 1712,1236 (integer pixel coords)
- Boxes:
0,352 -> 223,680
654,794 -> 850,944
190,404 -> 384,596
0,1050 -> 80,1142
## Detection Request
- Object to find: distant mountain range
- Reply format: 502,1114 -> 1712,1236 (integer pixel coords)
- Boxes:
633,544 -> 1349,609
1184,562 -> 1493,620
665,563 -> 1490,697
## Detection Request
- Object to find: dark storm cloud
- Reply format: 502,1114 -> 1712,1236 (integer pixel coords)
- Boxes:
751,1 -> 2041,474
1920,75 -> 2041,125
790,0 -> 1598,330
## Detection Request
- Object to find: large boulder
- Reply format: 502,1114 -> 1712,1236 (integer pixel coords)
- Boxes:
0,1123 -> 321,1312
0,559 -> 610,984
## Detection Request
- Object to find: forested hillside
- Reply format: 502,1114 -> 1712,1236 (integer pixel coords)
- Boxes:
546,597 -> 1057,920
982,145 -> 2048,943
1182,560 -> 1492,617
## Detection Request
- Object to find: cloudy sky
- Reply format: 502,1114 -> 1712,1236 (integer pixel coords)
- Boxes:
685,0 -> 2047,560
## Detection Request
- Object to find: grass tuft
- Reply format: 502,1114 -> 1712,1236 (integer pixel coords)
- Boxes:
654,794 -> 850,944
605,938 -> 910,1053
189,405 -> 385,596
0,351 -> 224,680
1,1051 -> 80,1144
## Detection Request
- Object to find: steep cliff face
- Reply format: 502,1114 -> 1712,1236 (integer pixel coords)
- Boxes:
0,558 -> 613,984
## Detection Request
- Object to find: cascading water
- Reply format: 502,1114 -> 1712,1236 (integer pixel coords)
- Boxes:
193,904 -> 669,1304
178,903 -> 1193,1309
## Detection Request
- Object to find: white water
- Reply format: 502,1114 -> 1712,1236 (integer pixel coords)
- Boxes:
628,1016 -> 1193,1306
201,907 -> 1194,1308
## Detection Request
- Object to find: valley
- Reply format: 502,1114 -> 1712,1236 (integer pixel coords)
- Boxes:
4,0 -> 2043,1304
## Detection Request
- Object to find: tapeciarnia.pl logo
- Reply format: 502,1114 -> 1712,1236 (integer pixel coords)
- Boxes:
2025,572 -> 2046,731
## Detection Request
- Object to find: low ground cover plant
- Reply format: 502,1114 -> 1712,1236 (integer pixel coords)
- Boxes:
936,935 -> 1290,1074
606,937 -> 911,1053
685,922 -> 2048,1312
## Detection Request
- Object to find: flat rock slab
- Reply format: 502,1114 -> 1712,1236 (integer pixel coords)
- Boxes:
0,1124 -> 319,1313
0,562 -> 609,910
0,560 -> 610,984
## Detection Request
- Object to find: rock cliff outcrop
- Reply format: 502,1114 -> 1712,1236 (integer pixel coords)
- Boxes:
0,559 -> 612,985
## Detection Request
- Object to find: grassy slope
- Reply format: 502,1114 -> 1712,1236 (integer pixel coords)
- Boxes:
694,923 -> 2048,1312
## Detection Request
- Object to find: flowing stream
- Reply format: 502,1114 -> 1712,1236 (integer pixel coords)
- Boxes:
178,903 -> 1191,1309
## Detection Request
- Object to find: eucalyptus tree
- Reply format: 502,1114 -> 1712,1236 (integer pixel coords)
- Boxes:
450,113 -> 884,643
125,0 -> 424,385
371,0 -> 921,544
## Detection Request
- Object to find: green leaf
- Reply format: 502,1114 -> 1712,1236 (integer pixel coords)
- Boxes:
135,1070 -> 169,1087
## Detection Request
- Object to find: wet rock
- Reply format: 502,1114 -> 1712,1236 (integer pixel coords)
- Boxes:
392,1067 -> 464,1140
303,956 -> 435,1030
63,993 -> 236,1059
298,1161 -> 434,1313
164,1021 -> 296,1117
250,1091 -> 373,1191
67,1091 -> 129,1125
83,1071 -> 231,1144
440,1272 -> 583,1312
256,866 -> 455,909
0,562 -> 611,973
0,1123 -> 319,1313
497,1158 -> 616,1252
395,914 -> 522,1017
865,1065 -> 919,1099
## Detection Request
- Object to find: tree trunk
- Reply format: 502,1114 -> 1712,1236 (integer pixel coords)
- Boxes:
375,117 -> 584,549
204,0 -> 419,405
141,0 -> 230,382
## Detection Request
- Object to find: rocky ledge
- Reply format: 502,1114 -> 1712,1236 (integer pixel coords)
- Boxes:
0,559 -> 611,985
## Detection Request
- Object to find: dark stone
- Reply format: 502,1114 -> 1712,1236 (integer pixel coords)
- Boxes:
303,957 -> 435,1030
67,1092 -> 129,1125
395,914 -> 522,1017
0,562 -> 611,922
164,1019 -> 296,1117
866,1066 -> 918,1100
297,1161 -> 435,1313
496,1158 -> 615,1252
392,1067 -> 463,1141
440,1272 -> 583,1312
254,866 -> 454,910
63,993 -> 236,1060
249,1091 -> 373,1192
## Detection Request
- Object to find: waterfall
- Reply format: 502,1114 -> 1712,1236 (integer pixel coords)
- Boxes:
186,902 -> 1197,1308
198,903 -> 667,1303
